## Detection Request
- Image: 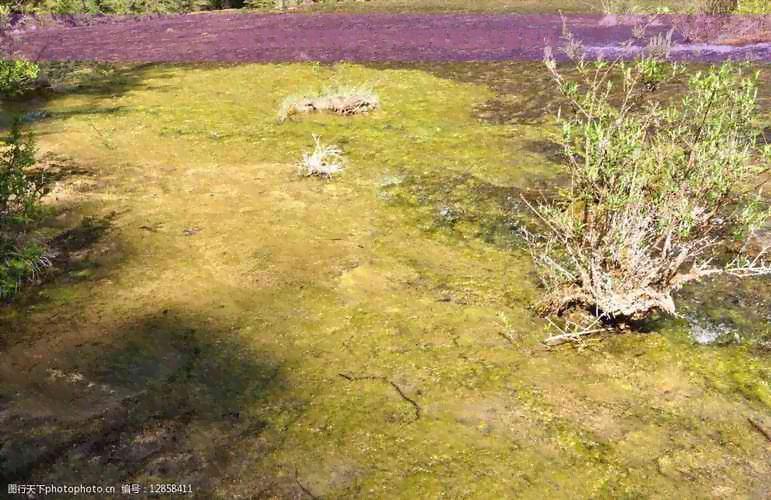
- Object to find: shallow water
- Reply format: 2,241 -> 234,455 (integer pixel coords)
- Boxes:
581,40 -> 771,61
2,60 -> 771,499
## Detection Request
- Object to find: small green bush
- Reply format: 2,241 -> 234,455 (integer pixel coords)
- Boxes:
0,237 -> 51,299
249,0 -> 310,10
1,0 -> 235,15
0,61 -> 40,99
523,31 -> 771,324
598,0 -> 767,15
0,117 -> 52,300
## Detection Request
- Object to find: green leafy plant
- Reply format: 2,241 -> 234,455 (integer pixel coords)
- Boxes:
0,117 -> 47,219
0,116 -> 52,299
3,0 -> 230,15
0,61 -> 40,98
0,238 -> 52,299
247,0 -> 299,9
598,0 -> 641,15
522,30 -> 771,328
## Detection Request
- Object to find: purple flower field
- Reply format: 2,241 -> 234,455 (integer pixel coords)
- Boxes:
2,13 -> 771,62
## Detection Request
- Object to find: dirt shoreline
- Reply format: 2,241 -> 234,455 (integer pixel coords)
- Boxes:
2,14 -> 771,62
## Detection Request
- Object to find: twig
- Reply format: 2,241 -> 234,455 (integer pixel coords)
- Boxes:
543,315 -> 610,346
338,373 -> 421,422
497,313 -> 516,345
88,119 -> 114,150
519,193 -> 569,246
294,466 -> 320,500
543,327 -> 608,346
498,332 -> 515,345
748,417 -> 771,443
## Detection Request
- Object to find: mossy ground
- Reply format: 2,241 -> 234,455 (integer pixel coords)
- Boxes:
1,59 -> 771,499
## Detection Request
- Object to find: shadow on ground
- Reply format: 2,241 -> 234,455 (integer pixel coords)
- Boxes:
23,63 -> 167,100
0,153 -> 127,320
360,61 -> 567,125
378,166 -> 567,249
360,62 -> 771,126
0,145 -> 314,498
0,309 -> 300,499
0,62 -> 178,134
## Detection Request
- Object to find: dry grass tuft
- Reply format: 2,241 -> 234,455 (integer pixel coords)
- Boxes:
277,85 -> 379,123
297,134 -> 345,179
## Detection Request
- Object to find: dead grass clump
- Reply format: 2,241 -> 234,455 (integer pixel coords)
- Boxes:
297,135 -> 345,179
277,85 -> 379,123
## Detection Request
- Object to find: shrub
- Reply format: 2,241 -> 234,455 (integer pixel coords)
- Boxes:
521,30 -> 771,325
598,0 -> 766,15
0,0 -> 232,15
0,116 -> 52,299
0,61 -> 40,98
0,117 -> 47,217
247,0 -> 300,9
0,237 -> 52,299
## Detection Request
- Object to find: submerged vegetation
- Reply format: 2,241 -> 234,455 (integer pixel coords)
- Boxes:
1,2 -> 771,499
1,55 -> 770,500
